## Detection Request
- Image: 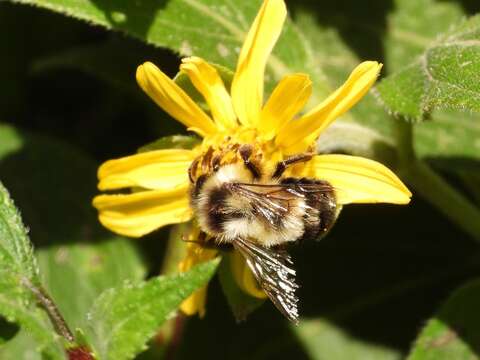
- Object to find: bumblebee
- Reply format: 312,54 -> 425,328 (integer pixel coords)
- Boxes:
189,144 -> 337,322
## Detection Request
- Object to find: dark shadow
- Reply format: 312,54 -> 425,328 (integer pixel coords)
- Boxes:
439,0 -> 480,14
297,194 -> 480,351
4,3 -> 182,162
176,277 -> 311,360
434,277 -> 480,357
291,0 -> 394,64
0,318 -> 19,343
87,0 -> 168,41
424,156 -> 480,174
0,128 -> 102,246
294,154 -> 480,353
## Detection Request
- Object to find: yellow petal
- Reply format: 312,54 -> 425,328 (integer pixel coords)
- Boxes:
276,61 -> 382,151
259,73 -> 312,138
178,242 -> 218,317
230,251 -> 267,299
97,149 -> 195,191
180,57 -> 237,131
307,154 -> 412,205
92,188 -> 192,237
179,286 -> 208,317
231,0 -> 287,126
136,62 -> 217,137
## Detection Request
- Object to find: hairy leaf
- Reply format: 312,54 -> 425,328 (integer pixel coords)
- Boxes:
384,0 -> 464,73
407,278 -> 480,360
378,14 -> 480,120
381,0 -> 480,171
0,182 -> 65,359
87,259 -> 220,360
37,238 -> 147,336
0,182 -> 38,281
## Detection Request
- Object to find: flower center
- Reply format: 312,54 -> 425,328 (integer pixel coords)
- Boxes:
190,126 -> 315,181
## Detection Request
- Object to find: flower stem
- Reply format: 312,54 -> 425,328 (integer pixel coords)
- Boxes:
22,278 -> 75,342
406,161 -> 480,242
22,279 -> 95,360
395,120 -> 480,242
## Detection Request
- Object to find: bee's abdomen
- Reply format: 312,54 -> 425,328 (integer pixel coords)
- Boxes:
281,177 -> 337,241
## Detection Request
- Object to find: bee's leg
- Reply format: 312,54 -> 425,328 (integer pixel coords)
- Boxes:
239,144 -> 261,179
273,153 -> 313,178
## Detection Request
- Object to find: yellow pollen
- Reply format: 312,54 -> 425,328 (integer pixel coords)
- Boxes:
189,126 -> 316,181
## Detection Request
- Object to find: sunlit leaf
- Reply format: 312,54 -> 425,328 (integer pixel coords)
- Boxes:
0,181 -> 65,359
378,14 -> 480,120
87,259 -> 220,360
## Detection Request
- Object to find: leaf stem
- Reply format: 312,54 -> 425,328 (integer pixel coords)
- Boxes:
395,120 -> 480,242
21,278 -> 75,342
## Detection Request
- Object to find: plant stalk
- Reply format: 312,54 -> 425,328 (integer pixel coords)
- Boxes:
22,278 -> 75,342
395,120 -> 480,242
406,161 -> 480,242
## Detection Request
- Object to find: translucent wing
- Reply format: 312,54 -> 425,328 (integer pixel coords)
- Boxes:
232,237 -> 299,323
228,180 -> 335,229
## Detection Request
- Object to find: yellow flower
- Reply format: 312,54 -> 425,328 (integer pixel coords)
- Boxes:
93,0 -> 411,316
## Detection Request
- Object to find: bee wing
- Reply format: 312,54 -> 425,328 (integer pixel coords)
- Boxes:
231,181 -> 335,228
232,237 -> 299,323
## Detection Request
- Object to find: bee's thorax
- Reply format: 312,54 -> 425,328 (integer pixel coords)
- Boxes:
190,162 -> 337,247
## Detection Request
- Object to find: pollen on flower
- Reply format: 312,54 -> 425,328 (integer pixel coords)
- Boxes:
189,127 -> 316,183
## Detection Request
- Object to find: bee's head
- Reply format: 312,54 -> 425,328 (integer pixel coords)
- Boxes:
190,162 -> 257,238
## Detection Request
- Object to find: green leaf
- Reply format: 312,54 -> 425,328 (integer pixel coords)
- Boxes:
87,258 -> 220,360
10,0 -> 398,157
384,0 -> 464,73
415,109 -> 480,162
407,278 -> 480,360
380,0 -> 480,176
0,124 -> 155,357
293,319 -> 401,360
0,182 -> 65,359
0,124 -> 146,357
0,330 -> 43,360
8,0 -> 287,88
378,14 -> 480,120
37,237 -> 147,336
0,181 -> 39,281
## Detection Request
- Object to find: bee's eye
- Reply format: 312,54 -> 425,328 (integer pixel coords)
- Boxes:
192,174 -> 208,198
212,155 -> 221,172
238,144 -> 261,179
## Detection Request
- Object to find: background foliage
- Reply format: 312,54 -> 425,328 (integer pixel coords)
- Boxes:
1,0 -> 480,358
